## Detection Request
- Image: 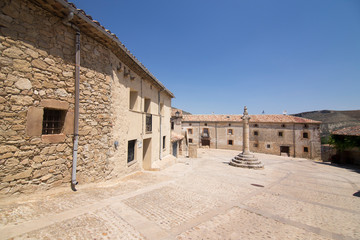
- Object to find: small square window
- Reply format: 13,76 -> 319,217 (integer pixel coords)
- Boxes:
189,138 -> 193,143
278,132 -> 283,137
254,124 -> 258,127
127,140 -> 136,163
189,123 -> 192,126
42,108 -> 66,135
267,144 -> 271,149
304,147 -> 309,152
228,123 -> 231,127
228,140 -> 233,145
254,143 -> 258,147
303,132 -> 309,138
254,131 -> 258,136
228,129 -> 233,135
188,129 -> 193,134
281,124 -> 285,128
304,124 -> 308,128
204,123 -> 207,126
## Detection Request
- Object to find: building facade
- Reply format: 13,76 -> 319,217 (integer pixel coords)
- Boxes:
0,0 -> 173,195
182,115 -> 321,159
170,108 -> 184,158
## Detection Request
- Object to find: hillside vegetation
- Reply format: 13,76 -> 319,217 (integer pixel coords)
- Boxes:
292,110 -> 360,141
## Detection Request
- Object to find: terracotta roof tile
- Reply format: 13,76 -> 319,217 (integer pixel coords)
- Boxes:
332,126 -> 360,136
182,114 -> 321,124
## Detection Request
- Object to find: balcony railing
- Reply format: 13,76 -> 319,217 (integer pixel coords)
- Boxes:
146,114 -> 152,133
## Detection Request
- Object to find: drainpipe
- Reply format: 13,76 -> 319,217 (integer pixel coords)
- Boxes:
158,89 -> 164,160
215,122 -> 218,149
293,123 -> 296,158
63,12 -> 80,191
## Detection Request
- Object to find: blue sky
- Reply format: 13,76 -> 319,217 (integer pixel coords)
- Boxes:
72,0 -> 360,115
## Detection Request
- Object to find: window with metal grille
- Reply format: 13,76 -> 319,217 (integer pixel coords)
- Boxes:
189,138 -> 193,143
228,140 -> 233,145
42,108 -> 66,135
278,131 -> 283,137
146,114 -> 152,132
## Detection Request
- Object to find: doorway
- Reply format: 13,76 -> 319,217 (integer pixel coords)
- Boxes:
172,142 -> 177,157
202,139 -> 210,147
280,146 -> 290,157
143,138 -> 152,170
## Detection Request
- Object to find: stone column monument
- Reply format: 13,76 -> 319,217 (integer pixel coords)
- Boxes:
229,106 -> 264,169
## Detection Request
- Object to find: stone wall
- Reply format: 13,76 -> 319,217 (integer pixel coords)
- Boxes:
0,0 -> 172,196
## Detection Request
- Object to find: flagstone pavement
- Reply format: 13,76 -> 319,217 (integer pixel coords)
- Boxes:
1,149 -> 360,240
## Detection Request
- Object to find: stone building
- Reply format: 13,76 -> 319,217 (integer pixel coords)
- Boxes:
170,108 -> 184,157
182,114 -> 321,159
0,0 -> 174,195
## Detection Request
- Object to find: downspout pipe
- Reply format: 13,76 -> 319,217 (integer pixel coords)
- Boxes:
158,89 -> 164,160
63,11 -> 80,191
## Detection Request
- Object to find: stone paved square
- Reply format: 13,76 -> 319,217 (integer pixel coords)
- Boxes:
1,149 -> 360,240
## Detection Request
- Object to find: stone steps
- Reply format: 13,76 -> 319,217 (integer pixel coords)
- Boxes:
229,153 -> 264,169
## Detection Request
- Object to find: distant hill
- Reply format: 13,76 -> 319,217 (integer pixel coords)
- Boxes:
292,110 -> 360,140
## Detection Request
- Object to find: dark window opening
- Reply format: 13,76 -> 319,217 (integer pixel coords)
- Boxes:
228,129 -> 233,135
163,136 -> 166,149
267,144 -> 271,149
188,129 -> 193,134
189,123 -> 192,126
254,143 -> 258,147
228,140 -> 233,145
304,147 -> 309,152
171,121 -> 174,130
254,131 -> 258,136
189,138 -> 193,143
127,140 -> 136,163
204,123 -> 207,126
303,132 -> 308,138
254,124 -> 258,127
228,123 -> 231,127
281,124 -> 285,128
42,108 -> 66,135
304,124 -> 308,128
278,132 -> 283,137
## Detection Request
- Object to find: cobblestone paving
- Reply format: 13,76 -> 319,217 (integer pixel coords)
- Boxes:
14,207 -> 145,240
176,207 -> 330,240
245,192 -> 360,239
1,149 -> 360,240
123,185 -> 221,230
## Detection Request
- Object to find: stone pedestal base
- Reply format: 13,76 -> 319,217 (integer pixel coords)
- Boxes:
229,153 -> 264,169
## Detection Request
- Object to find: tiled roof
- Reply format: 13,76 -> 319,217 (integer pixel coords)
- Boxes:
182,114 -> 321,124
332,126 -> 360,136
32,0 -> 174,98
